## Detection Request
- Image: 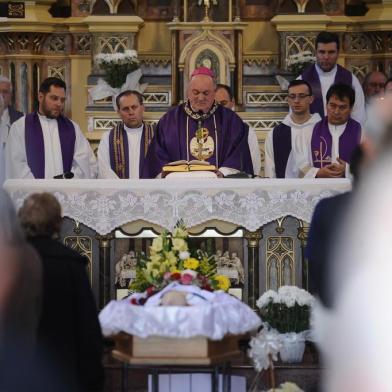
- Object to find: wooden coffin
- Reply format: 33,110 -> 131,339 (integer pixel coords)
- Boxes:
112,332 -> 243,365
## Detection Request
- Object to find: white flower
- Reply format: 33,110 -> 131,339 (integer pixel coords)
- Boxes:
248,329 -> 282,372
256,290 -> 278,309
278,286 -> 315,307
172,238 -> 188,252
179,251 -> 190,260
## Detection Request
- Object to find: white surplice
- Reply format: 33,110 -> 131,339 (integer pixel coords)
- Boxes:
5,114 -> 97,179
97,123 -> 144,179
264,113 -> 321,178
299,64 -> 366,126
248,127 -> 261,176
293,120 -> 357,178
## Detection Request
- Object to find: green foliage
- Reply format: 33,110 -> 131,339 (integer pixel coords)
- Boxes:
260,302 -> 311,334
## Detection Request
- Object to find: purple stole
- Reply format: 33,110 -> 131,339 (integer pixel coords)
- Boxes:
109,122 -> 154,178
272,123 -> 292,178
302,64 -> 353,117
25,112 -> 76,179
311,117 -> 361,168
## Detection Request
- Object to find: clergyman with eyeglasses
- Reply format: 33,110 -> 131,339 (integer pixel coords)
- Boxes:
264,79 -> 321,178
293,83 -> 361,178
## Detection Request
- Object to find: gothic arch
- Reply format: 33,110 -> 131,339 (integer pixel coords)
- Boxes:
179,30 -> 235,94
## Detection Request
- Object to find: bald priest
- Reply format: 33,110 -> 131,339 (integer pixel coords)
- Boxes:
142,67 -> 253,178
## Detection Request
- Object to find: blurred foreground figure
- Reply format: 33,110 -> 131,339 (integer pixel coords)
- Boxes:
18,192 -> 104,392
0,189 -> 43,391
317,95 -> 392,391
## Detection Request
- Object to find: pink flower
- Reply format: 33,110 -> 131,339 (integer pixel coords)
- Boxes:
163,272 -> 171,280
181,273 -> 194,285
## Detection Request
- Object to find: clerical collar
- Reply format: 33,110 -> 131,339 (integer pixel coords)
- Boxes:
184,99 -> 218,121
316,63 -> 337,76
328,121 -> 347,134
37,112 -> 57,121
124,123 -> 143,133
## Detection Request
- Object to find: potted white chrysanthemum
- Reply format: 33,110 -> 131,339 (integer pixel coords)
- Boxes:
255,286 -> 315,363
95,50 -> 140,89
286,50 -> 316,77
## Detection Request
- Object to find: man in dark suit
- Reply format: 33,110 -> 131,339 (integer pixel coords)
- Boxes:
18,192 -> 104,392
306,145 -> 363,308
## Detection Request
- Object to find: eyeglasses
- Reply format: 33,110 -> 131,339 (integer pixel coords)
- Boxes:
287,94 -> 311,100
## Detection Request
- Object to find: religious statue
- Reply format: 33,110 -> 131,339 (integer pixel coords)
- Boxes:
215,250 -> 244,285
115,250 -> 138,288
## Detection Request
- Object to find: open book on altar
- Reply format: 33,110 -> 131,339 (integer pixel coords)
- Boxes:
162,160 -> 216,172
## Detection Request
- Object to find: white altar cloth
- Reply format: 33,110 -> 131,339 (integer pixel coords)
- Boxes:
4,178 -> 351,235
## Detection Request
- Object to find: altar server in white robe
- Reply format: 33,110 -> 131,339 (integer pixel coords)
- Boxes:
97,90 -> 154,179
264,79 -> 321,178
293,83 -> 361,179
299,32 -> 365,125
5,77 -> 97,179
215,84 -> 261,176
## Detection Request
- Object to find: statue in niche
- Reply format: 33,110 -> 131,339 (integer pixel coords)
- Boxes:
195,49 -> 220,81
115,250 -> 138,288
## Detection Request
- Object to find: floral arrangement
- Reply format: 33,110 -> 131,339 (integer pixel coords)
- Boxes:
95,50 -> 140,88
265,382 -> 304,392
129,225 -> 230,303
256,286 -> 315,334
286,51 -> 316,76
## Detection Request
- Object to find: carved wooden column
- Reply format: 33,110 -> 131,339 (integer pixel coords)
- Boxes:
96,232 -> 114,308
297,220 -> 309,290
244,228 -> 263,310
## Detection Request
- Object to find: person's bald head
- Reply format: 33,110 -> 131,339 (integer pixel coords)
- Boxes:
187,69 -> 216,113
363,71 -> 387,101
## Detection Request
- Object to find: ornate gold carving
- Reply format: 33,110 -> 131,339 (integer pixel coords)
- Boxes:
143,92 -> 171,106
75,34 -> 92,54
350,65 -> 369,81
275,217 -> 286,234
2,33 -> 46,53
8,2 -> 25,18
48,35 -> 66,53
285,34 -> 315,68
48,65 -> 66,81
64,235 -> 93,284
140,58 -> 171,67
98,36 -> 128,54
346,33 -> 371,53
244,119 -> 282,132
246,92 -> 288,108
244,229 -> 263,247
243,56 -> 278,67
266,236 -> 295,290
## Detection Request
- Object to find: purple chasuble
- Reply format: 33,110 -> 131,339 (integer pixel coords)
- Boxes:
109,122 -> 154,178
311,117 -> 361,168
301,64 -> 353,117
141,104 -> 253,179
25,112 -> 76,179
272,123 -> 292,178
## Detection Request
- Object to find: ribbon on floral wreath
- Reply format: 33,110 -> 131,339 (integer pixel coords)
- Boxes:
88,68 -> 148,111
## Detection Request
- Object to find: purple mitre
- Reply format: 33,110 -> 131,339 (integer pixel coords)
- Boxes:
141,103 -> 253,178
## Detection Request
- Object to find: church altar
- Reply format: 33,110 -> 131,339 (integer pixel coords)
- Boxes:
4,178 -> 350,235
4,178 -> 350,309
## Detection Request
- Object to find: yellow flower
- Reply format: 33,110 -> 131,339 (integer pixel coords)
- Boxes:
150,236 -> 163,253
172,227 -> 188,239
172,238 -> 188,252
165,251 -> 178,265
150,254 -> 161,263
214,275 -> 230,291
183,258 -> 199,270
